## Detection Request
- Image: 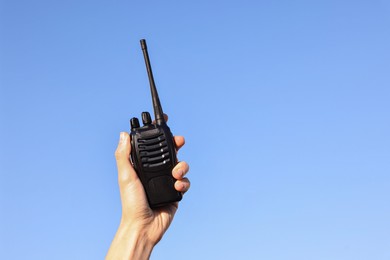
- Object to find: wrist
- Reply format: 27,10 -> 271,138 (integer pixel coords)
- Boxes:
106,221 -> 155,260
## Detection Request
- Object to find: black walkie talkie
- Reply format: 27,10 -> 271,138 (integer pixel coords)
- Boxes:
129,39 -> 182,208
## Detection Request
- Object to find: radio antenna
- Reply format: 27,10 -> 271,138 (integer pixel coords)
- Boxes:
140,39 -> 165,125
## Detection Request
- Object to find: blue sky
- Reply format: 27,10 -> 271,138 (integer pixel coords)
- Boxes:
1,1 -> 390,259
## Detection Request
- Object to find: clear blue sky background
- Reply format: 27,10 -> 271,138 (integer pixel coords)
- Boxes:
1,1 -> 389,259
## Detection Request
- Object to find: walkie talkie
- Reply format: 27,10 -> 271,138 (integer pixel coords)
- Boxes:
129,39 -> 182,208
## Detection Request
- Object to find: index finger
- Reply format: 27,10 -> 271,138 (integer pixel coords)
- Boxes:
174,136 -> 185,150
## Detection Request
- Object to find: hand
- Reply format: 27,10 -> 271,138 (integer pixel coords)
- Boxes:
106,129 -> 190,260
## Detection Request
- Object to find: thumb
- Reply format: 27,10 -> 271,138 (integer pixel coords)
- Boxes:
115,132 -> 138,187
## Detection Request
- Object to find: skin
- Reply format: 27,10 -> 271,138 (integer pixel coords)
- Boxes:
106,128 -> 190,260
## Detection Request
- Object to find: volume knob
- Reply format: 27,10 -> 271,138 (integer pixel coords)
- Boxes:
130,117 -> 140,130
142,112 -> 152,125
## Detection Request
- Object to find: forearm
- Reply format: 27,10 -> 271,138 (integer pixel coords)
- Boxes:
106,222 -> 154,260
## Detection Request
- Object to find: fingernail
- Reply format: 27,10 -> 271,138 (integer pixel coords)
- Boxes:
119,132 -> 126,144
175,168 -> 183,178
